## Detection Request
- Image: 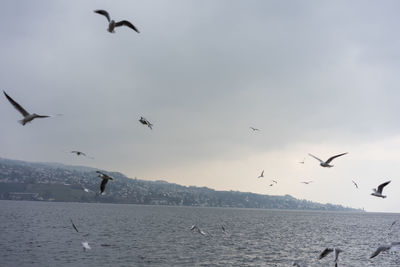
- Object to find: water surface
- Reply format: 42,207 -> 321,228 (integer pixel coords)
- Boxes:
1,200 -> 399,266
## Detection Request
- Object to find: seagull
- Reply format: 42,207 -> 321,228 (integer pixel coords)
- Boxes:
371,181 -> 391,198
71,151 -> 86,157
82,241 -> 91,251
249,127 -> 260,131
3,91 -> 50,125
71,219 -> 79,233
94,10 -> 139,33
308,152 -> 348,168
318,248 -> 342,266
370,242 -> 400,258
96,171 -> 114,194
352,180 -> 358,189
221,225 -> 226,233
258,170 -> 264,178
190,225 -> 206,236
390,220 -> 398,230
301,181 -> 313,185
139,116 -> 153,129
81,185 -> 92,193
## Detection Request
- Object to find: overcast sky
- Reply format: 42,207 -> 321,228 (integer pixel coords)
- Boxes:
2,0 -> 400,212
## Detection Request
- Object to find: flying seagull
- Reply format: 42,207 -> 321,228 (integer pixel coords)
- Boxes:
221,225 -> 226,233
3,91 -> 50,125
258,170 -> 264,178
81,185 -> 92,193
390,220 -> 398,230
82,241 -> 91,251
94,10 -> 139,33
71,219 -> 79,233
71,151 -> 86,157
308,152 -> 348,168
352,180 -> 358,189
139,116 -> 153,130
249,127 -> 260,131
318,248 -> 342,266
190,225 -> 206,236
370,242 -> 400,258
301,181 -> 313,185
96,171 -> 114,194
371,181 -> 391,198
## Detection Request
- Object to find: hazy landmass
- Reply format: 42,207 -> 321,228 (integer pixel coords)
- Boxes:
0,157 -> 361,212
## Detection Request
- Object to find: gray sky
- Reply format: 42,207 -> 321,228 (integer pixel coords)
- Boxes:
2,0 -> 400,212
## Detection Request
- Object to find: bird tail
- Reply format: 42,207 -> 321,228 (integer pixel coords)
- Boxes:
18,119 -> 25,125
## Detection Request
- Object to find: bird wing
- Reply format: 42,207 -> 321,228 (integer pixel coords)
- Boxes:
377,181 -> 391,194
100,178 -> 109,194
94,10 -> 110,22
352,180 -> 358,188
325,152 -> 348,164
308,153 -> 324,163
370,245 -> 389,258
71,219 -> 79,232
3,91 -> 30,116
334,248 -> 342,262
318,248 -> 333,259
115,20 -> 140,33
35,115 -> 50,118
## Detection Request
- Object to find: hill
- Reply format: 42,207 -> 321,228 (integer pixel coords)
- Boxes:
0,157 -> 361,211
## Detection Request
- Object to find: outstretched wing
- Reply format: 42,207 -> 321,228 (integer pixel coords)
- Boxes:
352,180 -> 358,188
308,153 -> 324,163
94,10 -> 110,22
3,91 -> 30,116
100,178 -> 109,194
318,248 -> 333,259
325,152 -> 348,164
115,20 -> 140,33
377,180 -> 391,194
370,245 -> 390,258
70,219 -> 79,232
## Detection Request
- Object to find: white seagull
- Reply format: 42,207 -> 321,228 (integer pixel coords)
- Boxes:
371,181 -> 391,198
139,116 -> 153,130
3,91 -> 50,125
82,241 -> 91,251
308,152 -> 348,168
318,248 -> 342,266
258,170 -> 264,178
94,10 -> 139,33
96,171 -> 114,194
370,242 -> 400,258
190,225 -> 207,236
